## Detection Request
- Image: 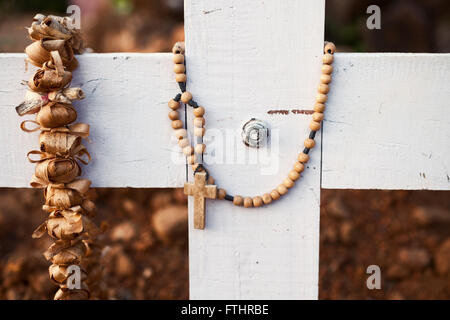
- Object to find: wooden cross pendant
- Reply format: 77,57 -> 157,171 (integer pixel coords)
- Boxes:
184,171 -> 217,229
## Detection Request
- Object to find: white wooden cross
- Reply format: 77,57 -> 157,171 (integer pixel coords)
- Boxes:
0,0 -> 449,299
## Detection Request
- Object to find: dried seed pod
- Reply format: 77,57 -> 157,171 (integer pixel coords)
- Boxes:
25,40 -> 51,66
36,103 -> 77,128
45,240 -> 87,265
46,210 -> 84,240
29,68 -> 72,92
44,186 -> 84,209
49,263 -> 87,284
15,90 -> 49,116
40,15 -> 73,40
54,282 -> 90,300
41,39 -> 74,65
39,131 -> 81,155
48,87 -> 85,103
35,158 -> 81,184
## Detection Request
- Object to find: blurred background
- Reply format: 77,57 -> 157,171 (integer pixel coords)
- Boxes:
0,0 -> 449,299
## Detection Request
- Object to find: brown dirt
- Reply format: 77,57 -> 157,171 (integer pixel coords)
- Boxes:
0,188 -> 448,300
319,189 -> 450,300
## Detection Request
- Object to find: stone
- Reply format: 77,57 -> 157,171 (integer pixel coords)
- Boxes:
152,205 -> 188,242
386,264 -> 409,280
339,221 -> 354,244
327,198 -> 349,219
115,252 -> 135,277
412,206 -> 450,226
110,221 -> 136,242
434,238 -> 450,275
398,248 -> 430,269
151,191 -> 173,210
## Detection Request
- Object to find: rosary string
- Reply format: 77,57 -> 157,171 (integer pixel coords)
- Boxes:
169,41 -> 335,212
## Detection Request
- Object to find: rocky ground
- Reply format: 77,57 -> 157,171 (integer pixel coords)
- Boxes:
0,188 -> 448,300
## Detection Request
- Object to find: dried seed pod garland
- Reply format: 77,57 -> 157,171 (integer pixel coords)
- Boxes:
18,14 -> 102,300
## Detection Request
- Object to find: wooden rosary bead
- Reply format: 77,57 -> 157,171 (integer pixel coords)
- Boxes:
322,53 -> 334,64
178,138 -> 190,148
316,93 -> 328,103
314,102 -> 325,112
175,73 -> 187,83
173,54 -> 184,64
207,176 -> 215,185
194,117 -> 205,127
294,162 -> 305,173
304,138 -> 315,149
173,64 -> 186,74
172,42 -> 185,54
270,189 -> 281,200
187,154 -> 196,165
233,195 -> 243,206
262,193 -> 273,205
288,170 -> 300,181
283,177 -> 295,189
168,99 -> 180,110
244,197 -> 253,208
194,127 -> 205,137
253,196 -> 263,207
181,91 -> 192,103
218,189 -> 226,200
322,64 -> 333,75
195,143 -> 206,154
183,146 -> 194,156
310,120 -> 321,131
298,153 -> 309,163
318,83 -> 329,94
168,110 -> 179,120
320,74 -> 331,84
172,119 -> 183,129
312,112 -> 324,122
193,106 -> 205,117
173,128 -> 187,139
324,42 -> 336,54
277,184 -> 288,195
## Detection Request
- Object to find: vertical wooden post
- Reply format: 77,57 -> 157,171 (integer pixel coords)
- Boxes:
185,0 -> 325,299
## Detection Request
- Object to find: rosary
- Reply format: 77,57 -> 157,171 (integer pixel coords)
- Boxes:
168,41 -> 336,229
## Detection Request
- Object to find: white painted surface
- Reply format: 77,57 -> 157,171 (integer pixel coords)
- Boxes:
0,53 -> 185,188
2,53 -> 448,190
322,53 -> 450,190
185,0 -> 325,299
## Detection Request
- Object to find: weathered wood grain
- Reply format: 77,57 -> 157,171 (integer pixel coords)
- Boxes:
2,53 -> 448,190
322,53 -> 450,190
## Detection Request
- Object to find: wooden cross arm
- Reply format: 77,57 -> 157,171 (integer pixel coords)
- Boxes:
0,53 -> 448,190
